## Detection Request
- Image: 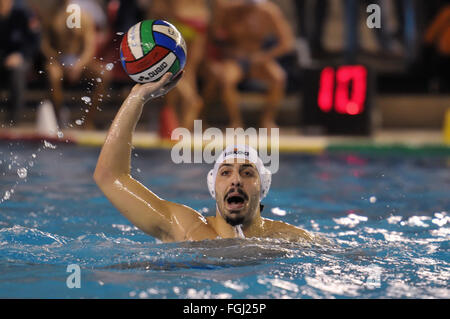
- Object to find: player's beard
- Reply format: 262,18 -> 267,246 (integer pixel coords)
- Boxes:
224,214 -> 246,226
217,189 -> 260,227
217,200 -> 246,226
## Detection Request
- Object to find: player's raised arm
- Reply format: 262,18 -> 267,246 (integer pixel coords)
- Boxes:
94,73 -> 175,179
93,73 -> 215,242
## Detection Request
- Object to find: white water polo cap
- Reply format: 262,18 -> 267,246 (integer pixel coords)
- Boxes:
207,145 -> 272,200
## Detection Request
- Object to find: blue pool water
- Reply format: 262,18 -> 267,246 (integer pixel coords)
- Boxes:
0,142 -> 449,298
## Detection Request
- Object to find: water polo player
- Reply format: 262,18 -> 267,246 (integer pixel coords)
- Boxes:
93,73 -> 313,242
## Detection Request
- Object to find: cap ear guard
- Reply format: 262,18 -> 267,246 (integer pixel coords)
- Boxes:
259,166 -> 272,200
207,169 -> 216,199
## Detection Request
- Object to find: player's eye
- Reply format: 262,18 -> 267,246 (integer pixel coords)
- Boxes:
242,170 -> 254,177
220,170 -> 231,176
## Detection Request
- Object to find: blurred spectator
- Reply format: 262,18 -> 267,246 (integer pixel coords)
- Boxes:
114,0 -> 148,34
343,0 -> 410,62
0,0 -> 40,125
206,0 -> 294,129
424,4 -> 450,56
76,0 -> 110,57
294,0 -> 409,61
293,0 -> 329,58
149,0 -> 209,135
40,0 -> 110,130
417,0 -> 448,35
424,4 -> 450,91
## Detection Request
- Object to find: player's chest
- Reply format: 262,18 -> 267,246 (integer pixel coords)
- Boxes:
227,14 -> 269,38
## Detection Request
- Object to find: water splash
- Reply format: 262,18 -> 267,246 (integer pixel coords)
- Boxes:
81,96 -> 91,104
17,168 -> 27,179
43,140 -> 57,149
3,190 -> 11,200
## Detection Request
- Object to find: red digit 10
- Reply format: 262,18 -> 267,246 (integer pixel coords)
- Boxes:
318,65 -> 368,115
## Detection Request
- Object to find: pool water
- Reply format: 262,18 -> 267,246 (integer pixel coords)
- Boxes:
0,142 -> 449,298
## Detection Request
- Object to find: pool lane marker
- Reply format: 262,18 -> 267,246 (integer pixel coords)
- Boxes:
1,128 -> 450,154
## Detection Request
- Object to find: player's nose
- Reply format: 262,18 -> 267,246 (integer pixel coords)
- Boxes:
230,170 -> 242,187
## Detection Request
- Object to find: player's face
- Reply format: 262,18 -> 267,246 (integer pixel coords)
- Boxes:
215,159 -> 261,227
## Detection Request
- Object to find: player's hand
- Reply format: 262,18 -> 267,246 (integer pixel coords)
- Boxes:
129,71 -> 184,103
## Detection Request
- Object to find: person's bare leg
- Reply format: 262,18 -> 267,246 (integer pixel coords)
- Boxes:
158,85 -> 180,138
7,62 -> 28,125
47,62 -> 64,124
165,87 -> 178,108
221,60 -> 244,128
201,61 -> 220,105
177,73 -> 204,131
82,61 -> 111,130
250,60 -> 286,129
177,35 -> 205,131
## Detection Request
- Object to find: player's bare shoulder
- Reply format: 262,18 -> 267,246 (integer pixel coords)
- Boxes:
262,218 -> 315,242
166,201 -> 218,241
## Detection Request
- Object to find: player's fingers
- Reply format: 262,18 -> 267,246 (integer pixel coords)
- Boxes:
142,73 -> 172,94
159,72 -> 173,87
163,71 -> 184,91
167,70 -> 184,87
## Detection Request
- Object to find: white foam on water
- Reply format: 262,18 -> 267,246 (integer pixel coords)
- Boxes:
271,207 -> 287,216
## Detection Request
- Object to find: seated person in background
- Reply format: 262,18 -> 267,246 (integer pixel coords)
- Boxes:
114,0 -> 148,33
0,0 -> 40,126
41,0 -> 110,130
207,0 -> 294,129
149,0 -> 210,135
424,4 -> 450,91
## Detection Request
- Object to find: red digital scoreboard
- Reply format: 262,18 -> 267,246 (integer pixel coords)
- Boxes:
301,65 -> 374,135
